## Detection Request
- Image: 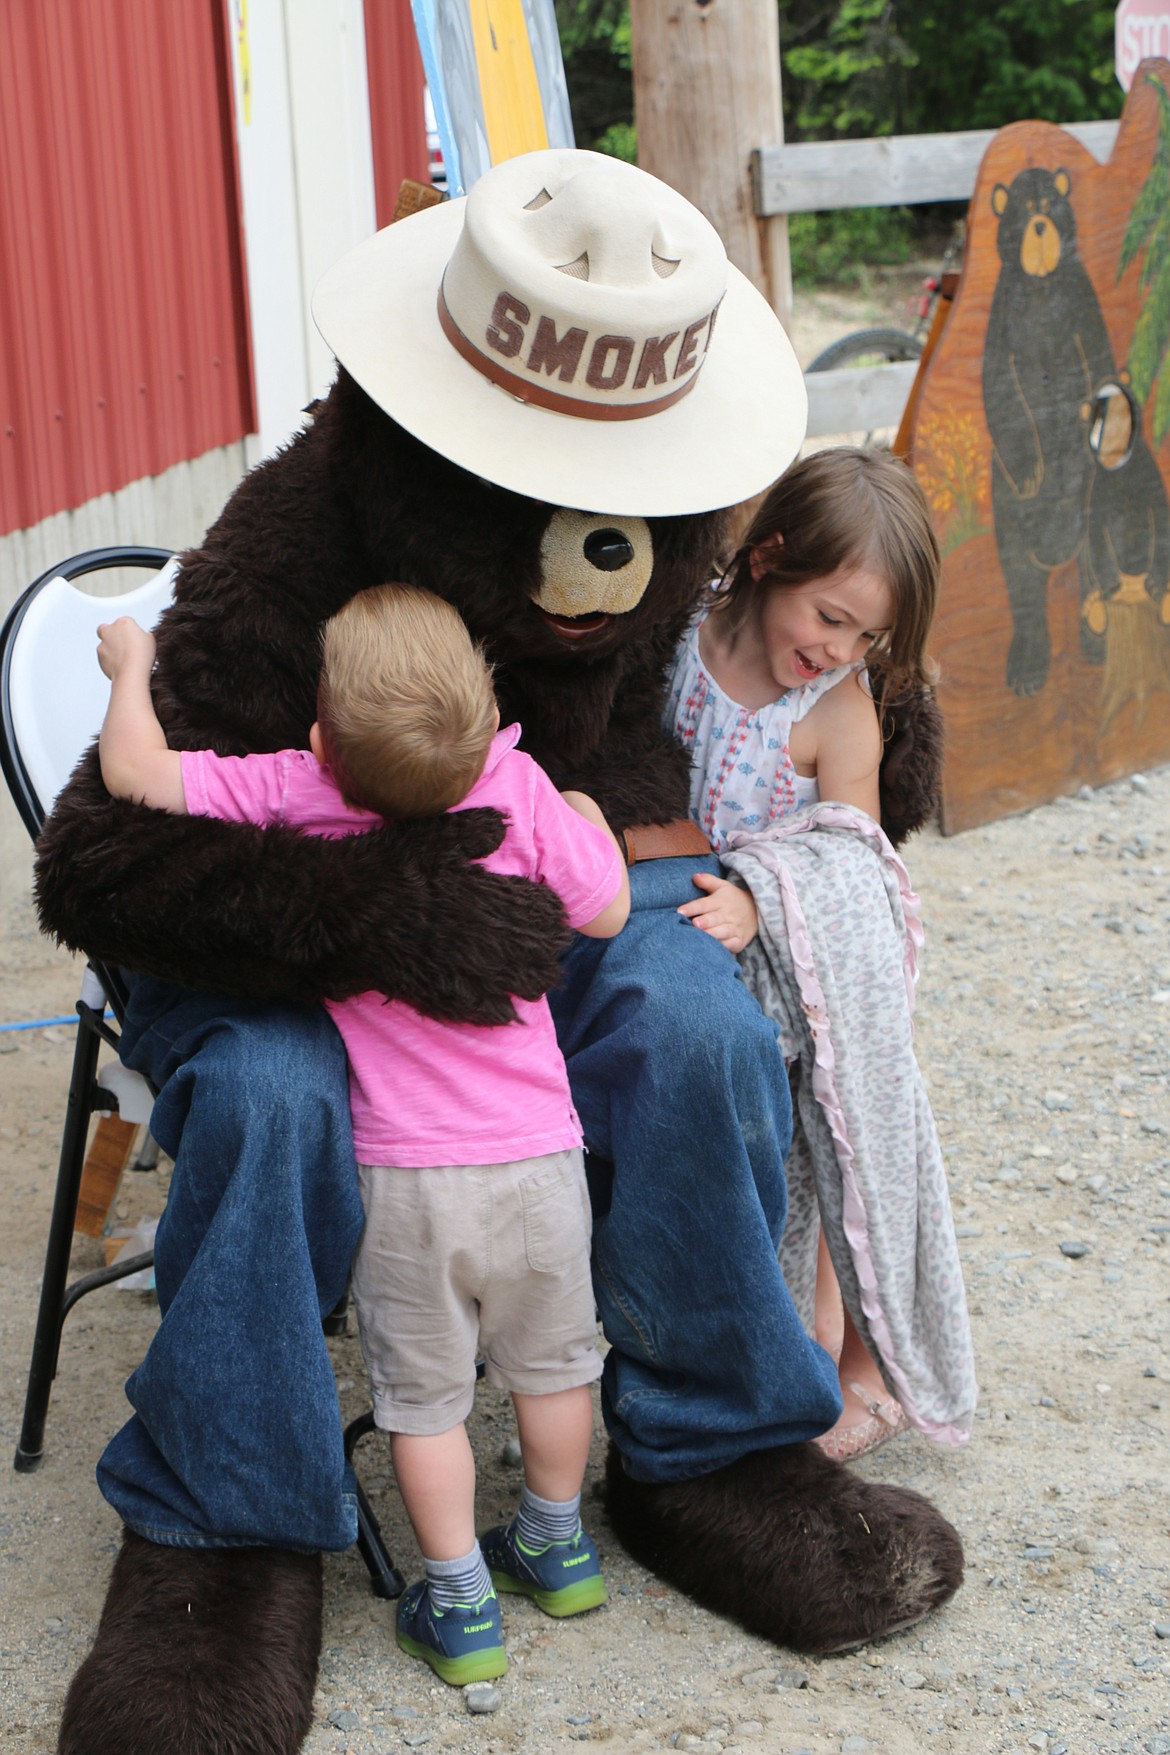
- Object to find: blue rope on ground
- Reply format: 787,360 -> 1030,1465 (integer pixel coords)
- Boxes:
0,1010 -> 114,1033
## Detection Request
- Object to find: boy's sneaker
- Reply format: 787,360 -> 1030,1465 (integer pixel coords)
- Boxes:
480,1522 -> 608,1617
395,1578 -> 507,1685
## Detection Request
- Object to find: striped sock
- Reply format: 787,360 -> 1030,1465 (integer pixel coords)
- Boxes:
512,1484 -> 582,1550
423,1542 -> 494,1612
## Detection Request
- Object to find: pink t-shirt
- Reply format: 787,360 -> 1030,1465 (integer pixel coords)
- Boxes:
181,725 -> 622,1168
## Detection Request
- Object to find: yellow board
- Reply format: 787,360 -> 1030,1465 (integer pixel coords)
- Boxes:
469,0 -> 549,164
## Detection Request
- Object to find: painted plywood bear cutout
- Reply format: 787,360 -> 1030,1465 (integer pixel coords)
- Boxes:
983,166 -> 1114,695
903,60 -> 1170,830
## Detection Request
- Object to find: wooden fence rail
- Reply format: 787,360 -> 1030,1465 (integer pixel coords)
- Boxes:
752,121 -> 1120,436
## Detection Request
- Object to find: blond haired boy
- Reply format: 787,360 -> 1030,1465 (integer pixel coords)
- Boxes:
97,583 -> 629,1686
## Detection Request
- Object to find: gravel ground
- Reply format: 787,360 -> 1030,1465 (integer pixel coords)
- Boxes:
1,762 -> 1168,1754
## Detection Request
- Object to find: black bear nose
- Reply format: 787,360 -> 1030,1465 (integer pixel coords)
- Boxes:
583,528 -> 636,572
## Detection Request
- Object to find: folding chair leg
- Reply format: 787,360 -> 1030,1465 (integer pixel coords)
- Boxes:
14,1010 -> 103,1471
343,1411 -> 405,1600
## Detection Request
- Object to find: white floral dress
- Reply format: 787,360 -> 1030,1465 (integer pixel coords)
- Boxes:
664,604 -> 977,1443
663,605 -> 860,851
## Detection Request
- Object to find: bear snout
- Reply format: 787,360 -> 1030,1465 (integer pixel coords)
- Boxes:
534,508 -> 655,624
1021,214 -> 1062,278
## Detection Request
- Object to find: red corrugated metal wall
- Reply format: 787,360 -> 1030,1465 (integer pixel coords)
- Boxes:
0,0 -> 253,540
364,0 -> 430,228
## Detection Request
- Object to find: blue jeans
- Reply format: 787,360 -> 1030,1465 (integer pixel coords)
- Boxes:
550,856 -> 841,1482
97,858 -> 840,1545
98,979 -> 366,1551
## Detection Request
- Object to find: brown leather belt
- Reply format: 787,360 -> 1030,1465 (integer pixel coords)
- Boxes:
619,819 -> 712,866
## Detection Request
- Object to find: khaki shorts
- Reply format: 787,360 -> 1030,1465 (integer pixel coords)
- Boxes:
351,1147 -> 602,1436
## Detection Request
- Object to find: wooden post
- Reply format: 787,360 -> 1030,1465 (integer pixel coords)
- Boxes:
630,0 -> 793,331
74,1115 -> 139,1237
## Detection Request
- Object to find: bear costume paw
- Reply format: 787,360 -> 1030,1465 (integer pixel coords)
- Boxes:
58,1531 -> 322,1755
603,1440 -> 963,1655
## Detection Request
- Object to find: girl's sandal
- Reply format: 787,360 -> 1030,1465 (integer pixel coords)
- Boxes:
812,1382 -> 909,1464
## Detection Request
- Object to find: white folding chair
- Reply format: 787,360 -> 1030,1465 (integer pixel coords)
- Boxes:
1,546 -> 177,1472
1,547 -> 406,1599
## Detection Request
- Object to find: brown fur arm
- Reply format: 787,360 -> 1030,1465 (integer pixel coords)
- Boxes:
34,401 -> 572,1023
874,679 -> 944,847
519,658 -> 694,834
35,748 -> 569,1023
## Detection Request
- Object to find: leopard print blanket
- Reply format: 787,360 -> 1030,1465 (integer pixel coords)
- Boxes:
723,803 -> 978,1443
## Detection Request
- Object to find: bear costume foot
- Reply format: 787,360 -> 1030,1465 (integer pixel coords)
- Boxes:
58,1530 -> 323,1755
603,1440 -> 962,1655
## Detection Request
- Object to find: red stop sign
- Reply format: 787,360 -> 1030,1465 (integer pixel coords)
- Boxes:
1116,0 -> 1170,90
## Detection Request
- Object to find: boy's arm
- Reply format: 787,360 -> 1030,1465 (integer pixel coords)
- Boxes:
97,619 -> 187,814
41,417 -> 570,1021
558,790 -> 630,938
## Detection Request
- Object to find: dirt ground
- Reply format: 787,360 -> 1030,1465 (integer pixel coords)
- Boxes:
2,757 -> 1168,1755
1,273 -> 1168,1754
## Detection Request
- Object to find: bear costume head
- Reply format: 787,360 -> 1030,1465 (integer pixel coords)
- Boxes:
304,149 -> 940,840
307,149 -> 806,788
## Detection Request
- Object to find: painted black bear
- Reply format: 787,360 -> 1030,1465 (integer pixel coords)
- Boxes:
1080,375 -> 1170,647
983,166 -> 1115,694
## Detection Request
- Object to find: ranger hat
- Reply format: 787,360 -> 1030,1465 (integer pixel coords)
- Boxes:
313,148 -> 806,516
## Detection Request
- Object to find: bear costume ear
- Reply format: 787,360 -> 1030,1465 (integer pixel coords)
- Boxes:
992,184 -> 1010,217
1054,168 -> 1070,197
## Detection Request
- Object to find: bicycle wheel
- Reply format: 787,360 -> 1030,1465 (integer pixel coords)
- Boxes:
806,328 -> 924,373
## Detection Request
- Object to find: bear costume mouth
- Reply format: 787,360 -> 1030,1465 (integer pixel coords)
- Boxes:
535,607 -> 614,641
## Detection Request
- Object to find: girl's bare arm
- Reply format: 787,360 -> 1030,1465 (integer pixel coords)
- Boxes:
805,672 -> 883,820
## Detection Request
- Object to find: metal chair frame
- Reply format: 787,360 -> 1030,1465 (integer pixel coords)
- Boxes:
1,546 -> 403,1597
2,546 -> 171,1473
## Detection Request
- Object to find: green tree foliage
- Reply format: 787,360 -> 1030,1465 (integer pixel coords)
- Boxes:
555,2 -> 1122,156
556,1 -> 634,156
1118,74 -> 1170,443
781,0 -> 915,140
554,3 -> 1124,283
778,1 -> 1120,141
894,0 -> 1122,135
788,205 -> 914,286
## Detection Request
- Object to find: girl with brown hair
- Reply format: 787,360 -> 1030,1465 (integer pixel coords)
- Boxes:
664,446 -> 974,1463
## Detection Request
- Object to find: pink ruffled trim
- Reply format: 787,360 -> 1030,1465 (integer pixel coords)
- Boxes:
730,803 -> 923,1016
729,804 -> 968,1445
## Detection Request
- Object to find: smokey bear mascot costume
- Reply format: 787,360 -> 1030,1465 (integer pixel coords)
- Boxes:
37,152 -> 961,1755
